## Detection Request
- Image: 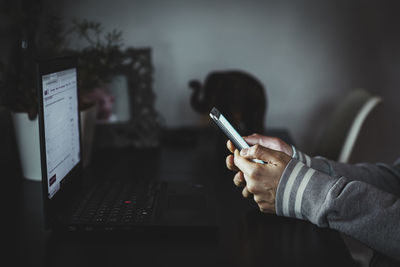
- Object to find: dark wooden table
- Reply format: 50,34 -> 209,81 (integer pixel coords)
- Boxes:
5,127 -> 355,267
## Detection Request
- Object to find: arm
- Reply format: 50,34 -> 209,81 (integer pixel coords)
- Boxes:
226,143 -> 400,262
243,133 -> 400,195
293,148 -> 400,196
276,158 -> 400,261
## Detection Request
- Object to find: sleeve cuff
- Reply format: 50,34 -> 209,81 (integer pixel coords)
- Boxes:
276,159 -> 315,219
275,158 -> 339,226
291,146 -> 312,167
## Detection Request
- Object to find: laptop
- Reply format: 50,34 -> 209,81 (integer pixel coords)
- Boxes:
36,56 -> 217,240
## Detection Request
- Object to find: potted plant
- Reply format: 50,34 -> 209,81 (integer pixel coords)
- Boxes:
1,3 -> 125,179
66,19 -> 125,121
0,2 -> 69,181
65,19 -> 125,165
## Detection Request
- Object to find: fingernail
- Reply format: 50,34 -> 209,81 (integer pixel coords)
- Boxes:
240,148 -> 248,156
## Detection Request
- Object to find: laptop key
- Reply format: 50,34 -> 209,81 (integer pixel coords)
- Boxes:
68,181 -> 160,227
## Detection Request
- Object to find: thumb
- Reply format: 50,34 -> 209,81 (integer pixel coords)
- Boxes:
240,144 -> 275,162
243,134 -> 263,146
244,134 -> 276,148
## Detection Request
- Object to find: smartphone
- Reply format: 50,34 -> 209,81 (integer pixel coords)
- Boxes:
209,107 -> 264,164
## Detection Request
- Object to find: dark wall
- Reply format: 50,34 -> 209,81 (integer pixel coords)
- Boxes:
1,0 -> 400,163
346,1 -> 400,163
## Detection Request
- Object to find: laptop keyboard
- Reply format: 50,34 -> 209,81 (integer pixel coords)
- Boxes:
70,181 -> 161,226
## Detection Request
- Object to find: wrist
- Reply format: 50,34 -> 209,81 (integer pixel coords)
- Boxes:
290,146 -> 312,167
291,145 -> 297,159
275,159 -> 317,220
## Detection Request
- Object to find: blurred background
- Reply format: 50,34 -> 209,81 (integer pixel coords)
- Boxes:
1,0 -> 400,164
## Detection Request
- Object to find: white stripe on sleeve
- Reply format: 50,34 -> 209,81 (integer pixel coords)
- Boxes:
305,154 -> 311,167
298,151 -> 304,162
282,162 -> 304,216
294,168 -> 316,219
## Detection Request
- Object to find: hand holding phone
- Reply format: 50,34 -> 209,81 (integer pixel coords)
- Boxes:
209,107 -> 264,164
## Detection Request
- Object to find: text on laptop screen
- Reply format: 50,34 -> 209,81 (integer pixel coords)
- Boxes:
42,68 -> 80,198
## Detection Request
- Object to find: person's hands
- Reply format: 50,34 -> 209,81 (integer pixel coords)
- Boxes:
226,133 -> 292,200
226,138 -> 291,213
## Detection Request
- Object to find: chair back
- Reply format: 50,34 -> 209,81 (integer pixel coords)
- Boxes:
314,89 -> 382,163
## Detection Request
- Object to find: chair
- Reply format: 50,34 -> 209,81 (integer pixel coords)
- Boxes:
313,89 -> 382,163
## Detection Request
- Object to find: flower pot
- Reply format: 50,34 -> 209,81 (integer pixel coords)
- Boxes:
12,105 -> 98,181
12,112 -> 42,181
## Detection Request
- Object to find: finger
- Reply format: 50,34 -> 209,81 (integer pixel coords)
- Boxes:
244,134 -> 276,148
258,202 -> 275,213
244,135 -> 293,157
242,187 -> 250,198
234,149 -> 259,178
233,171 -> 246,187
226,154 -> 239,171
240,144 -> 276,163
226,140 -> 236,153
243,133 -> 263,146
253,194 -> 265,205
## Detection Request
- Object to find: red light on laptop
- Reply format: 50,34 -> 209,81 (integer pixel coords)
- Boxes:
124,200 -> 132,204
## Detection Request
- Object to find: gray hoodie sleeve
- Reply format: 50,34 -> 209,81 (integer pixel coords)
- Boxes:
293,148 -> 400,195
275,152 -> 400,261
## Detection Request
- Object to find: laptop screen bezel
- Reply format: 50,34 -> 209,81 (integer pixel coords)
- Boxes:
36,56 -> 84,228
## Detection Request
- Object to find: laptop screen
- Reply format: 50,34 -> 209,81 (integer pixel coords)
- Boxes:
41,68 -> 81,199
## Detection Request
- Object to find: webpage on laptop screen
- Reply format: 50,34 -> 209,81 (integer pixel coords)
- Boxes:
42,68 -> 80,199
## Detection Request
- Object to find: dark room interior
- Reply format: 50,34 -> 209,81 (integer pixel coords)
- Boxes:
1,0 -> 400,266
